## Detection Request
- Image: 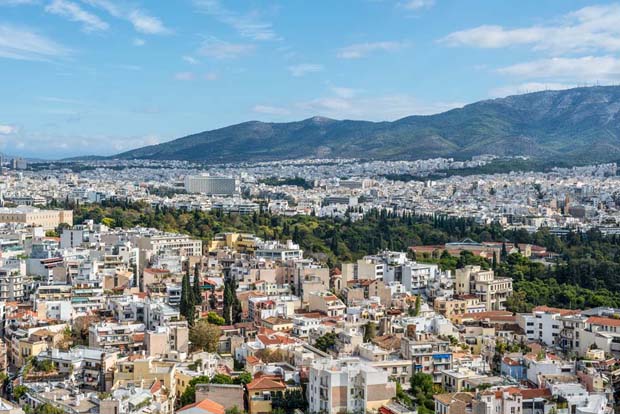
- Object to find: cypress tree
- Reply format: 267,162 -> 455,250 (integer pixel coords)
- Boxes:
414,294 -> 421,317
193,263 -> 203,305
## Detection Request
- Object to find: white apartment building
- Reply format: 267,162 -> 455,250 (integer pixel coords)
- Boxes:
184,175 -> 238,195
255,240 -> 303,261
516,306 -> 578,346
308,358 -> 396,414
342,251 -> 439,294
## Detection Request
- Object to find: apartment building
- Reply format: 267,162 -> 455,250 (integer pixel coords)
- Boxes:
308,292 -> 346,317
516,306 -> 581,346
307,358 -> 396,414
400,334 -> 452,384
434,295 -> 485,321
455,266 -> 512,311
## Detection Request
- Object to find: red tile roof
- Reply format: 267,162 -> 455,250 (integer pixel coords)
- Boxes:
246,375 -> 286,391
178,398 -> 225,414
586,316 -> 620,327
533,306 -> 581,316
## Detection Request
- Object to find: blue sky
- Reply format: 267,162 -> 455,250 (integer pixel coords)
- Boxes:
1,0 -> 619,158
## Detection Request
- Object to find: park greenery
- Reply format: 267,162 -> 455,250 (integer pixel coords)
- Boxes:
66,199 -> 620,310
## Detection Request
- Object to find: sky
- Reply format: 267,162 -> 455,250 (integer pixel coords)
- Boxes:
1,0 -> 620,159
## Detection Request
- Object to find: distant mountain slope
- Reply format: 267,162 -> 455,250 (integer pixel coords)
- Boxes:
114,86 -> 620,163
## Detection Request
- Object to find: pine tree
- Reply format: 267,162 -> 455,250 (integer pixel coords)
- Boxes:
492,252 -> 498,269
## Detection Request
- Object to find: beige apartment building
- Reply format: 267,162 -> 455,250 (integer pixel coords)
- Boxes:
0,206 -> 73,230
455,266 -> 512,311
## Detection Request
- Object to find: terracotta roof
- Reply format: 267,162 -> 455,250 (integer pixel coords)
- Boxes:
533,306 -> 581,316
150,379 -> 162,394
144,268 -> 169,274
502,356 -> 521,366
586,316 -> 620,327
257,333 -> 297,346
178,398 -> 225,414
498,387 -> 551,399
246,355 -> 261,365
246,375 -> 286,391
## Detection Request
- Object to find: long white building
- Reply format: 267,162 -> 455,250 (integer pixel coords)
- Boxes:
184,174 -> 238,195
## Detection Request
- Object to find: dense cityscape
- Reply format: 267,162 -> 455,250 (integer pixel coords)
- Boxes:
4,0 -> 620,413
0,155 -> 616,414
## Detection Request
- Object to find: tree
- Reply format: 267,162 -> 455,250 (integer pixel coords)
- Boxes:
207,312 -> 225,325
178,375 -> 210,407
13,385 -> 28,400
505,290 -> 530,313
314,332 -> 337,352
410,372 -> 435,414
254,348 -> 287,363
34,404 -> 65,414
501,242 -> 508,260
271,389 -> 307,412
364,322 -> 376,342
210,374 -> 233,384
225,407 -> 245,414
208,289 -> 217,311
234,371 -> 252,385
193,263 -> 203,305
180,273 -> 196,326
414,294 -> 422,317
189,320 -> 221,352
223,279 -> 242,325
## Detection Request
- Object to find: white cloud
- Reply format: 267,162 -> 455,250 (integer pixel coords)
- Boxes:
489,82 -> 576,98
497,56 -> 620,82
174,71 -> 195,81
252,105 -> 290,116
45,0 -> 108,32
0,124 -> 17,134
193,0 -> 278,41
0,24 -> 70,61
83,0 -> 170,35
288,63 -> 323,77
197,36 -> 254,59
400,0 -> 435,10
132,38 -> 145,46
182,55 -> 199,64
337,41 -> 407,59
440,4 -> 620,53
295,91 -> 462,120
128,9 -> 169,35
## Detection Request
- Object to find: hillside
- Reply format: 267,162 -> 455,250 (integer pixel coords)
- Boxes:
113,86 -> 620,163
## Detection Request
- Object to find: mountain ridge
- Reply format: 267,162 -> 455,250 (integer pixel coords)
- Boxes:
112,85 -> 620,164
